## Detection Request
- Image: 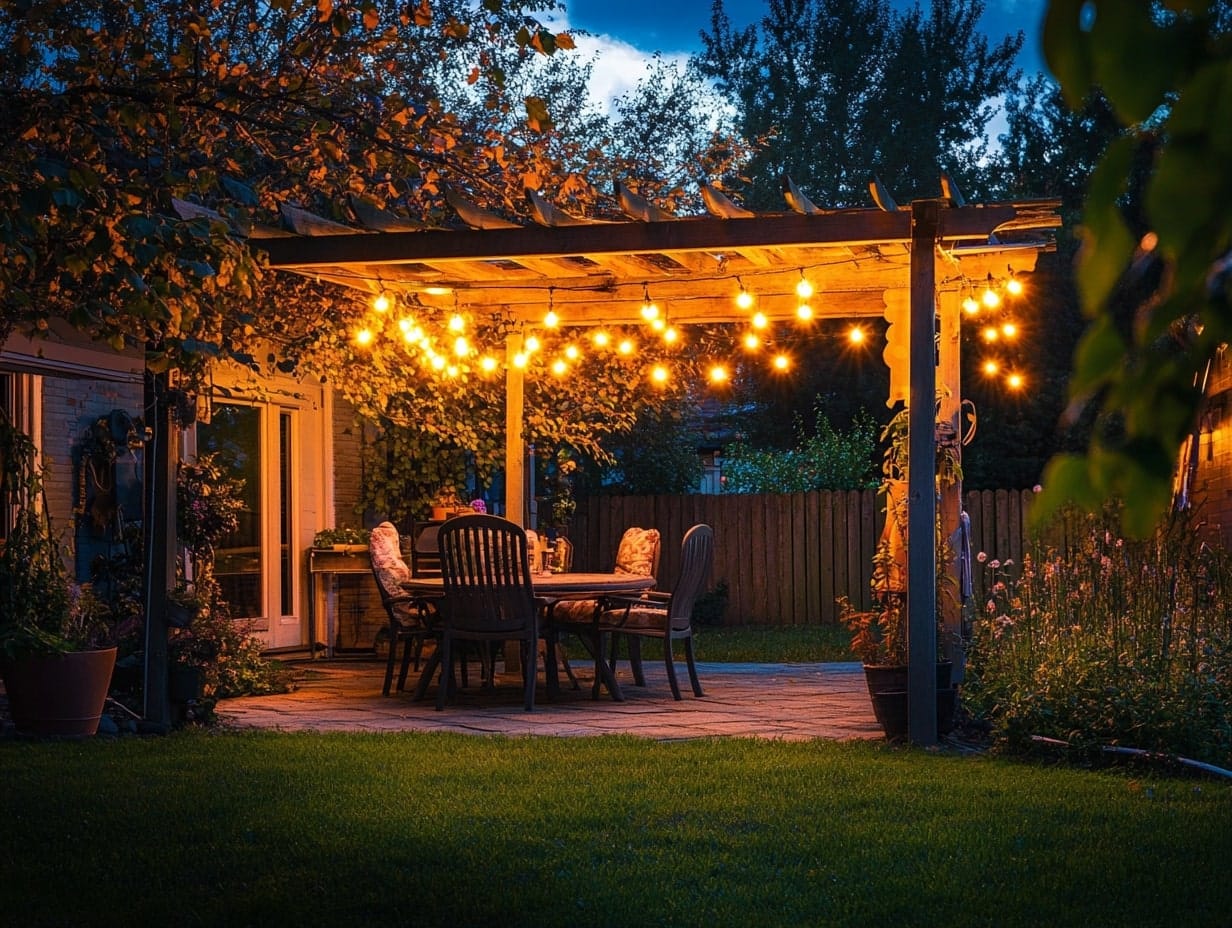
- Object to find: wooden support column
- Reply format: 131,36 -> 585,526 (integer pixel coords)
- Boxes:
936,288 -> 965,678
142,369 -> 176,731
504,331 -> 525,528
907,200 -> 941,747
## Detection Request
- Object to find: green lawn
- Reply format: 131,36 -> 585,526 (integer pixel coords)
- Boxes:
1,732 -> 1228,927
660,622 -> 855,662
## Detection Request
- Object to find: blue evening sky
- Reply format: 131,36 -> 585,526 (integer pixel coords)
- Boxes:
562,0 -> 1050,75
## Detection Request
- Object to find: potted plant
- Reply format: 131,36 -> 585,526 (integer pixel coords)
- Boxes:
311,526 -> 371,552
0,411 -> 118,736
429,485 -> 464,521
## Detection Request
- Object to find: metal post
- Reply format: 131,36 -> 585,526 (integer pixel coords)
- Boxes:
142,370 -> 176,730
907,200 -> 941,746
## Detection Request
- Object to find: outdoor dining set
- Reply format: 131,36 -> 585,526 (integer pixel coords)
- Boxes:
367,515 -> 715,711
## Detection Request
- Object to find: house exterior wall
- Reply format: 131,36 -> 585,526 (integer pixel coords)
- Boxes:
331,393 -> 365,529
1192,347 -> 1232,546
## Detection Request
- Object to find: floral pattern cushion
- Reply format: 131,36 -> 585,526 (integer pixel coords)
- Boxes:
369,522 -> 411,594
614,527 -> 660,577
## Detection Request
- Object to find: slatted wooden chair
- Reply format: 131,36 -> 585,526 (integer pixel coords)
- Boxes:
368,522 -> 438,697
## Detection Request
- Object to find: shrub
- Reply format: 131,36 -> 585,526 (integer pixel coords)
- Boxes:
721,408 -> 878,493
963,502 -> 1232,767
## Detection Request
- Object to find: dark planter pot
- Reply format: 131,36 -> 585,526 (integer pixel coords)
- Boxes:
863,662 -> 955,740
0,647 -> 117,737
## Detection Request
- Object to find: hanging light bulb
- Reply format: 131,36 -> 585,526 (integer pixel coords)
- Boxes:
1007,372 -> 1024,390
564,343 -> 580,361
448,313 -> 465,332
735,279 -> 754,310
355,328 -> 374,346
982,326 -> 999,342
795,271 -> 814,300
982,358 -> 1000,376
524,335 -> 541,353
480,356 -> 499,373
445,364 -> 459,378
962,294 -> 981,314
650,364 -> 669,384
551,358 -> 568,376
742,332 -> 760,351
430,354 -> 446,371
772,353 -> 791,371
650,317 -> 666,332
592,329 -> 610,348
617,337 -> 635,355
1001,321 -> 1018,339
796,303 -> 814,321
663,326 -> 680,345
544,309 -> 560,328
708,364 -> 730,384
848,326 -> 865,345
982,274 -> 1001,308
453,336 -> 469,357
513,351 -> 529,368
373,292 -> 391,313
751,311 -> 768,330
1005,271 -> 1024,296
640,284 -> 659,321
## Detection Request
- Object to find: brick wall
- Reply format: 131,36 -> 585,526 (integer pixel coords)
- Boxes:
331,394 -> 366,529
1192,349 -> 1232,546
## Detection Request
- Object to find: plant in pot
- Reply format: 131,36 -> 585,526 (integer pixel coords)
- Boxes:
0,411 -> 118,737
311,526 -> 371,551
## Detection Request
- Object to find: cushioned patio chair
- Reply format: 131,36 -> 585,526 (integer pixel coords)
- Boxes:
368,522 -> 438,697
599,524 -> 713,700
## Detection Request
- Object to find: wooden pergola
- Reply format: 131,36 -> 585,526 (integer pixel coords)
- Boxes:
255,183 -> 1061,744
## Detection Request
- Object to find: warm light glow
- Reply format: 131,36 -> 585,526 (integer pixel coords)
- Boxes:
650,317 -> 666,332
751,311 -> 768,330
796,303 -> 814,321
640,301 -> 660,321
402,329 -> 418,345
453,336 -> 469,357
736,288 -> 754,310
445,364 -> 459,378
398,317 -> 414,333
772,353 -> 791,371
551,359 -> 568,376
430,354 -> 446,371
525,335 -> 541,353
592,330 -> 610,348
663,326 -> 680,345
796,276 -> 814,299
618,338 -> 635,355
480,356 -> 498,373
373,293 -> 391,313
742,332 -> 760,350
1005,276 -> 1024,296
848,326 -> 865,345
1001,322 -> 1018,338
982,287 -> 1001,309
564,344 -> 580,361
544,310 -> 560,328
962,296 -> 980,314
982,326 -> 999,342
982,359 -> 1000,376
1007,372 -> 1024,389
355,328 -> 373,346
650,364 -> 669,384
708,364 -> 729,384
423,286 -> 452,296
513,351 -> 528,368
448,314 -> 465,332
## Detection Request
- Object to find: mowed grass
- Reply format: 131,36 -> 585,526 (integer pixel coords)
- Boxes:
1,731 -> 1228,927
647,622 -> 855,662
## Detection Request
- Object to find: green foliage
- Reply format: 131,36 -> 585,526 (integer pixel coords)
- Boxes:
582,403 -> 705,496
311,526 -> 371,548
176,452 -> 244,561
1036,0 -> 1232,536
964,502 -> 1232,767
721,407 -> 878,493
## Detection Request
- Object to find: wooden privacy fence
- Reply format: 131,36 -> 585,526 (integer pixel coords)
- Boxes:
570,489 -> 1037,626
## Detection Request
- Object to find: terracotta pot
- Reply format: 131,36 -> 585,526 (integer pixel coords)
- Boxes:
1,647 -> 117,737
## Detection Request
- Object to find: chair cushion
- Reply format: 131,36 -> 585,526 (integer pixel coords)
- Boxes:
550,598 -> 598,624
614,527 -> 660,576
601,605 -> 666,631
369,522 -> 411,592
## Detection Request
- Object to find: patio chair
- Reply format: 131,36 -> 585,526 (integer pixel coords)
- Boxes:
368,522 -> 438,697
430,514 -> 540,711
544,527 -> 660,690
599,523 -> 713,700
409,521 -> 442,576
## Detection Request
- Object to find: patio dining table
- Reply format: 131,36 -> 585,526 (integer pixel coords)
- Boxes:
400,572 -> 656,701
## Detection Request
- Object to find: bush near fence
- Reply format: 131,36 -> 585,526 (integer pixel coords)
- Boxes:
571,489 -> 1036,626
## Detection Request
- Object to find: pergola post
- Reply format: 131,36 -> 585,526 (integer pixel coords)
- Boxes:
936,288 -> 965,676
503,330 -> 525,527
907,199 -> 942,746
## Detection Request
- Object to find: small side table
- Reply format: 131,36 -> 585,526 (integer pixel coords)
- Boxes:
307,546 -> 371,658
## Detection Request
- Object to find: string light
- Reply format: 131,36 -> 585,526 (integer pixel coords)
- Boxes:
982,274 -> 1001,309
662,326 -> 680,346
708,364 -> 729,384
735,279 -> 754,310
512,351 -> 528,368
640,284 -> 659,321
1005,274 -> 1024,297
772,353 -> 791,371
356,328 -> 374,346
796,303 -> 814,321
564,343 -> 580,361
848,326 -> 865,345
742,332 -> 761,351
373,292 -> 391,313
795,271 -> 814,299
448,313 -> 465,332
650,364 -> 669,384
479,356 -> 499,373
751,311 -> 768,330
1007,372 -> 1024,390
453,336 -> 469,357
551,359 -> 568,376
981,326 -> 999,342
617,337 -> 635,355
650,317 -> 666,332
592,329 -> 610,348
524,335 -> 541,353
982,359 -> 999,376
1001,322 -> 1018,339
544,309 -> 560,328
962,294 -> 980,314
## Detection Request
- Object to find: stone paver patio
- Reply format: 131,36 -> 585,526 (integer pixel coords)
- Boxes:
218,659 -> 884,741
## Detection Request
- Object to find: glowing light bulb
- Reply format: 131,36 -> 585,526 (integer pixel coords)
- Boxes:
742,332 -> 760,351
1005,276 -> 1024,296
618,338 -> 635,355
551,359 -> 568,376
796,276 -> 814,299
982,286 -> 1001,309
430,354 -> 446,371
480,356 -> 498,373
1007,372 -> 1024,389
962,296 -> 980,314
513,352 -> 528,368
1001,322 -> 1018,339
982,326 -> 999,342
564,344 -> 580,360
402,328 -> 417,345
373,293 -> 391,313
663,326 -> 679,345
848,326 -> 865,345
524,335 -> 541,353
446,364 -> 459,378
448,313 -> 465,332
593,330 -> 610,348
709,364 -> 729,384
735,288 -> 754,310
640,301 -> 660,321
355,328 -> 373,346
544,310 -> 560,328
650,364 -> 669,384
796,303 -> 814,321
751,311 -> 768,330
650,317 -> 666,332
982,359 -> 999,376
453,336 -> 469,357
772,353 -> 790,371
398,317 -> 413,333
